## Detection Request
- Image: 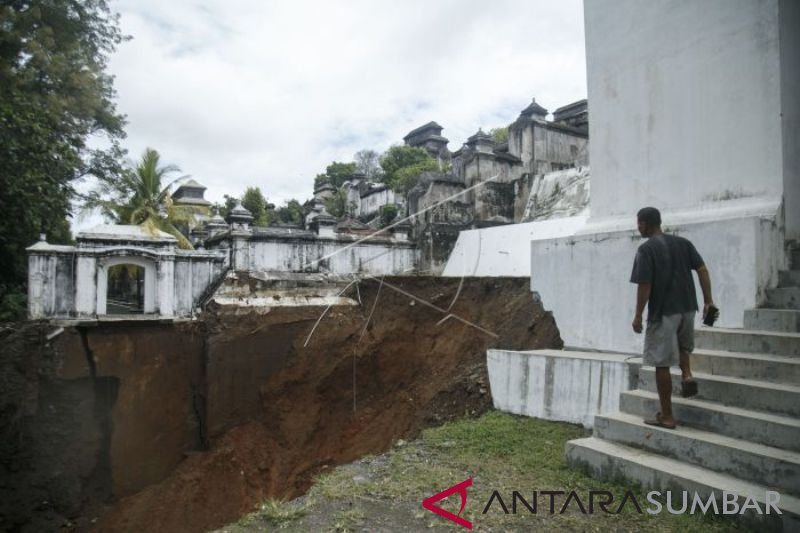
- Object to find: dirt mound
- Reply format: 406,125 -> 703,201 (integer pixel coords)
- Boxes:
94,277 -> 560,532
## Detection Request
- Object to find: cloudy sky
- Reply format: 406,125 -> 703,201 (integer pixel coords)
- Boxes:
78,0 -> 586,228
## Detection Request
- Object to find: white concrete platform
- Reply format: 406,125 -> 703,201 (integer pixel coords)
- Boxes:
487,348 -> 638,428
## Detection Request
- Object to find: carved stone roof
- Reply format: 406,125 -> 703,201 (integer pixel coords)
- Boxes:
403,121 -> 443,141
519,98 -> 549,117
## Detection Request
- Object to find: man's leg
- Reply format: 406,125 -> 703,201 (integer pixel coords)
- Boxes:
678,312 -> 698,397
654,366 -> 675,426
679,350 -> 693,382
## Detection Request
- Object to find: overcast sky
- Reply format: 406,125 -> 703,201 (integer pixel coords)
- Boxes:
77,0 -> 586,229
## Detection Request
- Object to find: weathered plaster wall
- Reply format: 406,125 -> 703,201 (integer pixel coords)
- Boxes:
488,349 -> 637,428
521,166 -> 590,221
530,204 -> 784,353
27,245 -> 226,319
531,125 -> 588,174
246,237 -> 418,275
173,253 -> 228,315
442,214 -> 588,277
585,0 -> 788,219
359,188 -> 397,218
27,251 -> 75,318
780,0 -> 800,240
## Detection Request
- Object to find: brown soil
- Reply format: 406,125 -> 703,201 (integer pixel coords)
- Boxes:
0,277 -> 561,533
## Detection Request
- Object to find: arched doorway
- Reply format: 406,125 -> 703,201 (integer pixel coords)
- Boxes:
106,264 -> 145,314
96,256 -> 157,315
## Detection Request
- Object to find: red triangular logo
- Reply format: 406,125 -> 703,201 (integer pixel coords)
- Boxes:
421,477 -> 473,529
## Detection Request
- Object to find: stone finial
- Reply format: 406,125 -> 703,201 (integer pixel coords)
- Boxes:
466,128 -> 496,153
519,97 -> 549,119
225,202 -> 254,231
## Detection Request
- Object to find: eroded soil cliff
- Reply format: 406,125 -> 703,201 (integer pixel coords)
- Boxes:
0,277 -> 561,532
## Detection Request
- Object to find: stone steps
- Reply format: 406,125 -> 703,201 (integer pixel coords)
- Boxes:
778,270 -> 800,288
593,412 -> 800,494
566,437 -> 800,531
766,287 -> 800,310
687,349 -> 800,384
638,367 -> 800,417
695,327 -> 800,357
744,309 -> 800,334
620,389 -> 800,452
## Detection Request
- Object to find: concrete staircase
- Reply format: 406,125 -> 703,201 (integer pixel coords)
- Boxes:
565,249 -> 800,531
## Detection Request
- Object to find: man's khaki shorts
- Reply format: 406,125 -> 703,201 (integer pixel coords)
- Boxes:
643,311 -> 696,367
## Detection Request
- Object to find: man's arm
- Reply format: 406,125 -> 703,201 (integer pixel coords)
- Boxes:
696,264 -> 714,318
632,282 -> 651,333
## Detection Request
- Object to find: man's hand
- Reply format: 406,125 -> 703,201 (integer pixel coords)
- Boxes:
703,302 -> 718,321
632,315 -> 643,334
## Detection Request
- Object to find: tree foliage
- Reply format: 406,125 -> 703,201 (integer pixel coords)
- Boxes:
379,203 -> 399,227
324,161 -> 358,188
212,195 -> 239,219
380,145 -> 438,193
83,148 -> 198,249
0,0 -> 127,318
241,186 -> 274,226
489,126 -> 509,144
275,199 -> 304,225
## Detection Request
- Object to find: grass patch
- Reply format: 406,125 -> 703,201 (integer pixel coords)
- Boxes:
225,410 -> 751,532
235,498 -> 307,529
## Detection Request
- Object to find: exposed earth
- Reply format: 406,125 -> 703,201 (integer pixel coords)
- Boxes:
0,276 -> 561,532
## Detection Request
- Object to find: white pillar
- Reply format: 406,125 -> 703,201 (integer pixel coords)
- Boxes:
75,254 -> 97,317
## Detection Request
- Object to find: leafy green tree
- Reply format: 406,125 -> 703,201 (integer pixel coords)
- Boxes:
83,148 -> 198,248
325,161 -> 358,188
380,204 -> 399,227
212,195 -> 239,218
313,173 -> 330,190
275,199 -> 305,225
0,0 -> 127,319
380,145 -> 438,193
324,189 -> 350,218
241,186 -> 274,226
489,126 -> 509,144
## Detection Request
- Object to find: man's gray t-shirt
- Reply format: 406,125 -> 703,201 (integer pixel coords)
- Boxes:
630,234 -> 705,322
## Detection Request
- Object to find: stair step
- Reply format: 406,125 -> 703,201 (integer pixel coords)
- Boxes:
688,349 -> 800,385
620,389 -> 800,452
594,412 -> 800,494
695,327 -> 800,357
744,308 -> 800,333
639,367 -> 800,417
779,270 -> 800,288
792,248 -> 800,270
766,287 -> 800,310
566,437 -> 800,531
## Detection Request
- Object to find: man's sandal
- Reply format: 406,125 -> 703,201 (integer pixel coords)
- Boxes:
643,412 -> 677,430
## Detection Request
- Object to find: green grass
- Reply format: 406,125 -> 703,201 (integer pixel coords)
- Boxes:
227,410 -> 750,532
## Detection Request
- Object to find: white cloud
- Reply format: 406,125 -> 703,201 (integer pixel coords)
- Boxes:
80,0 -> 586,228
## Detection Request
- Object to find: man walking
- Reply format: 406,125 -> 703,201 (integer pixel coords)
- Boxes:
630,207 -> 715,429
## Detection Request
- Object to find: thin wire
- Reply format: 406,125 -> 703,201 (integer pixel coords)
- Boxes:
300,173 -> 501,270
302,280 -> 357,347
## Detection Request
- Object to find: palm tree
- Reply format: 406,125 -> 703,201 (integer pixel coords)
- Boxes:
83,148 -> 200,249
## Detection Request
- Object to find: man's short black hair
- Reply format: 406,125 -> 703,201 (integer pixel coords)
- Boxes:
637,207 -> 661,226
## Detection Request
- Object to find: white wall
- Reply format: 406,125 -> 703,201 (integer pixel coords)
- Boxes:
442,214 -> 588,277
248,238 -> 418,276
780,0 -> 800,240
488,349 -> 636,428
531,206 -> 783,354
585,0 -> 786,219
359,189 -> 397,217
